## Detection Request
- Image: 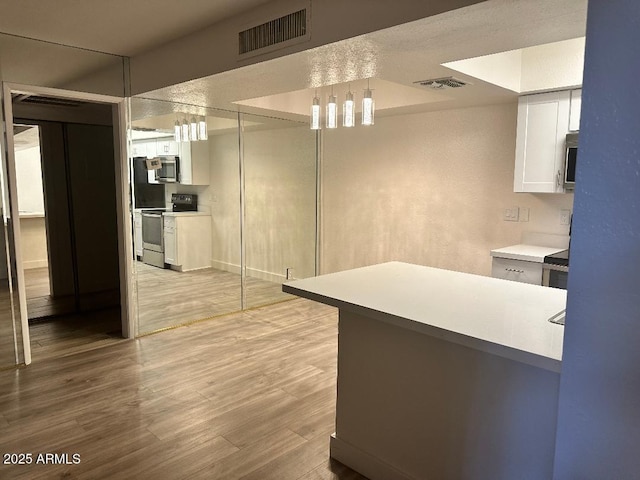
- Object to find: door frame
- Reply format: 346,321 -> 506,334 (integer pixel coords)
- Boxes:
1,82 -> 135,365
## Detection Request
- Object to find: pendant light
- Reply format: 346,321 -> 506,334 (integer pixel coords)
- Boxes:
343,87 -> 355,127
190,117 -> 198,141
198,116 -> 208,141
181,119 -> 190,142
174,119 -> 181,142
326,89 -> 338,129
310,92 -> 321,130
362,79 -> 375,126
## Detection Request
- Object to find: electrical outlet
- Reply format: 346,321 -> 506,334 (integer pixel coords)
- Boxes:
560,209 -> 572,225
285,268 -> 294,280
519,207 -> 530,222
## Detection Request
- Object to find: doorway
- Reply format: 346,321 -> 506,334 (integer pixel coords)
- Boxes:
2,84 -> 133,364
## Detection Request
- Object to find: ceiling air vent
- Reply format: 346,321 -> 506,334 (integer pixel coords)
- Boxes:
239,8 -> 307,55
414,77 -> 470,90
12,94 -> 86,107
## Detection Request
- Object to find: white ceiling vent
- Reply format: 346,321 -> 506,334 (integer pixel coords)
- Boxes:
239,8 -> 308,56
413,77 -> 470,90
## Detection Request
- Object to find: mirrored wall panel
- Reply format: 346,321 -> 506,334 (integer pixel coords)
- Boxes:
130,97 -> 242,334
130,97 -> 318,334
241,113 -> 317,310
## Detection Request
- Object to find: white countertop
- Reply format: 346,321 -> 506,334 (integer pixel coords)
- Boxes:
490,244 -> 566,263
283,262 -> 566,372
162,211 -> 210,217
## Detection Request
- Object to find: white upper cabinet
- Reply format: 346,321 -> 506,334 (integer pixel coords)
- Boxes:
514,90 -> 571,193
569,88 -> 582,132
157,139 -> 180,156
179,141 -> 210,185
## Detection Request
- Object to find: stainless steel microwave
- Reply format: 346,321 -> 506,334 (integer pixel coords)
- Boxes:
154,156 -> 180,183
564,133 -> 578,190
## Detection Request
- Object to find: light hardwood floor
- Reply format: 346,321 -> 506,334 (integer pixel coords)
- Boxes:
0,298 -> 367,480
135,262 -> 293,333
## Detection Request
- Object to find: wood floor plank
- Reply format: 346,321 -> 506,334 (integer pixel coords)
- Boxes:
0,299 -> 367,480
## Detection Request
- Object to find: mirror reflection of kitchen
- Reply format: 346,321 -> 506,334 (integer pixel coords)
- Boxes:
130,99 -> 317,334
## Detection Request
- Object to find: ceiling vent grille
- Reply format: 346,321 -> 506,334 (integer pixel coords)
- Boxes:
239,9 -> 307,55
12,94 -> 86,107
414,77 -> 470,90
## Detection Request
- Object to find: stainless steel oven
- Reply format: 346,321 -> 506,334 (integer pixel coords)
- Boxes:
542,250 -> 569,289
142,210 -> 166,268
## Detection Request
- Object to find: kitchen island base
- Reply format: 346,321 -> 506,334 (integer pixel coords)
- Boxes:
331,310 -> 560,480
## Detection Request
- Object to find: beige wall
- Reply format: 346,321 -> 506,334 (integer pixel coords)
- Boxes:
20,217 -> 48,270
208,124 -> 316,282
320,102 -> 574,276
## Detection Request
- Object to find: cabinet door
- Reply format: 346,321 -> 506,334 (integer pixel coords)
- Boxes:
569,89 -> 582,132
514,91 -> 570,193
131,142 -> 146,157
134,213 -> 143,257
157,140 -> 179,156
145,141 -> 157,158
163,219 -> 177,265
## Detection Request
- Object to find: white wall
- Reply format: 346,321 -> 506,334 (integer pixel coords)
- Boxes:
207,125 -> 316,282
15,146 -> 45,215
321,102 -> 574,276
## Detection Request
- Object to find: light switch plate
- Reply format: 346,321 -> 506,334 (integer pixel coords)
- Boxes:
560,209 -> 572,225
519,207 -> 530,222
504,207 -> 519,222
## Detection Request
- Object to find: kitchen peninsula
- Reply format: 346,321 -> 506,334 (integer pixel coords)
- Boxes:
283,262 -> 566,480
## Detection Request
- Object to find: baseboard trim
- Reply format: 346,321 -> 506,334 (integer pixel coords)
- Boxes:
23,260 -> 48,270
330,434 -> 416,480
210,260 -> 286,283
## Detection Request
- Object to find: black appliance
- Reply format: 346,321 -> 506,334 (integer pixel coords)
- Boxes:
564,133 -> 578,190
542,249 -> 569,289
171,193 -> 198,212
132,157 -> 165,208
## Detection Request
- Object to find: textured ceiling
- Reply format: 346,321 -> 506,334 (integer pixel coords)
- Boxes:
0,0 -> 272,56
133,0 -> 588,124
0,0 -> 586,126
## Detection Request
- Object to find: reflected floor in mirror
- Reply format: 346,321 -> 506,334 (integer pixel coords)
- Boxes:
136,262 -> 293,334
0,298 -> 367,480
0,281 -> 18,367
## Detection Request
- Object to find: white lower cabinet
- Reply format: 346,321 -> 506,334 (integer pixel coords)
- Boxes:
163,218 -> 177,265
163,214 -> 211,271
134,212 -> 143,258
491,257 -> 542,285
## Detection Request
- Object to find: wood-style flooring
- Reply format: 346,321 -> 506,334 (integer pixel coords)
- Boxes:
0,298 -> 367,480
24,267 -> 76,320
135,262 -> 293,334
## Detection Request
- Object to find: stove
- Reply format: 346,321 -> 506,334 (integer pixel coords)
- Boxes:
543,249 -> 569,267
542,249 -> 569,289
171,193 -> 198,212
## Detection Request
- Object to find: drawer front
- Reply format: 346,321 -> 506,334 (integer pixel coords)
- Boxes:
491,257 -> 543,285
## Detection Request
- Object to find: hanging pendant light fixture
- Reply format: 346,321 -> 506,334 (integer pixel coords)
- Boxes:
326,89 -> 338,129
190,116 -> 198,141
174,119 -> 182,142
362,79 -> 375,126
343,87 -> 355,127
181,119 -> 190,142
198,116 -> 208,141
310,92 -> 321,130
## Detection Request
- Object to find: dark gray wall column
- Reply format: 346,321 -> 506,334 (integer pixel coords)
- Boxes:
553,1 -> 640,477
